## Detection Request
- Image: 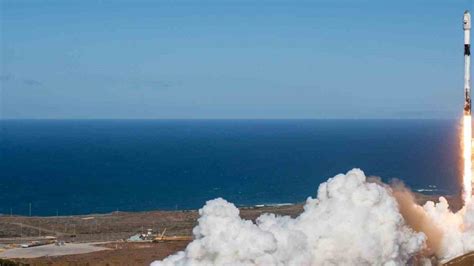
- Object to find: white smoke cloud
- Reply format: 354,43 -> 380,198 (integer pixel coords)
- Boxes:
422,196 -> 474,260
152,169 -> 426,266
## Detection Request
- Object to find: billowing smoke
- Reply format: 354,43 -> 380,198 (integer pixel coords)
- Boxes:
152,169 -> 425,265
151,169 -> 474,265
390,180 -> 474,260
422,196 -> 474,259
389,180 -> 443,257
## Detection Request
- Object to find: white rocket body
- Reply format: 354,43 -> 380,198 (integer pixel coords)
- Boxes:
464,11 -> 471,115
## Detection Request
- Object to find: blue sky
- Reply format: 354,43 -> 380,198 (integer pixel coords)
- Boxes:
0,0 -> 472,119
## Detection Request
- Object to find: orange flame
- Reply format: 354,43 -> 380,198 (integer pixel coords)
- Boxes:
463,115 -> 472,203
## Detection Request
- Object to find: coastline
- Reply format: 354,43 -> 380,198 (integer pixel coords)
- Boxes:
0,192 -> 462,265
0,203 -> 303,265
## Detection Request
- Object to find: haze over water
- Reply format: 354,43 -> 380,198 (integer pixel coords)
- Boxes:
0,119 -> 461,216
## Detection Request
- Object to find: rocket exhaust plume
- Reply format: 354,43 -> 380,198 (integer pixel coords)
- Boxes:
462,115 -> 472,203
463,10 -> 472,203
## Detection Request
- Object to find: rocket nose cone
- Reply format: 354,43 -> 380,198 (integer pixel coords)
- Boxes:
465,11 -> 471,29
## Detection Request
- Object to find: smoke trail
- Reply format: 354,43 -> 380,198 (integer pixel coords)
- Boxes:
152,169 -> 426,266
389,180 -> 443,257
390,182 -> 474,262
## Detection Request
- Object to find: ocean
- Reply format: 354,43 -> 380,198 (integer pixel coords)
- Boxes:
0,119 -> 462,216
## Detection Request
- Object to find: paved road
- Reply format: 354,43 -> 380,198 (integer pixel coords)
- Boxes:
0,243 -> 109,258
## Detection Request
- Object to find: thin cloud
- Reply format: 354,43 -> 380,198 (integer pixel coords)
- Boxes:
0,74 -> 43,87
129,79 -> 173,90
0,74 -> 13,82
23,79 -> 42,86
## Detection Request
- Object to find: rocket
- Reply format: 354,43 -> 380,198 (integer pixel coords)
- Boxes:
464,10 -> 471,115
